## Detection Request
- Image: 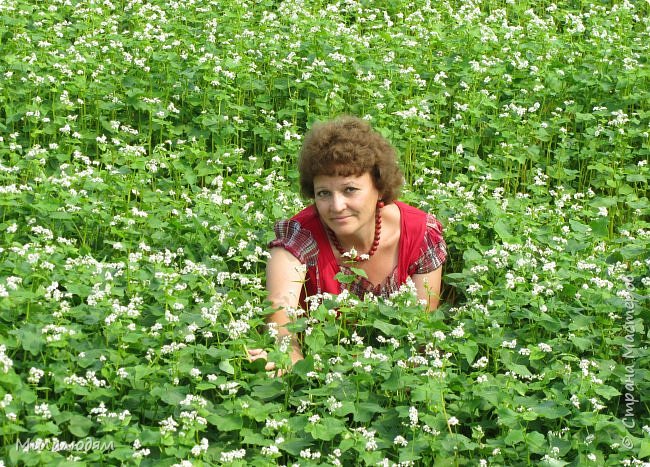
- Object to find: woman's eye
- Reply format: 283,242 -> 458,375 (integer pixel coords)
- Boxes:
317,191 -> 329,197
345,187 -> 358,193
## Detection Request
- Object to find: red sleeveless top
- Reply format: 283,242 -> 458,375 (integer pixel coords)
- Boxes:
269,201 -> 446,307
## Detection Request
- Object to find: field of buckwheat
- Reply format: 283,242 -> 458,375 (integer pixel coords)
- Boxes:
0,0 -> 649,465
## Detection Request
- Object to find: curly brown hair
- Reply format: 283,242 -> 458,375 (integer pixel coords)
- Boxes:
298,116 -> 403,202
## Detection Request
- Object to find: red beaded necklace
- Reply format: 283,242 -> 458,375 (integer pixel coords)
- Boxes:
326,201 -> 384,262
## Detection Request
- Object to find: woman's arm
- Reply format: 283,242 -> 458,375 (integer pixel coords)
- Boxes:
412,267 -> 443,312
249,247 -> 306,369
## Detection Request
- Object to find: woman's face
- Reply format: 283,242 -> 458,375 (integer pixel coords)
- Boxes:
313,172 -> 381,238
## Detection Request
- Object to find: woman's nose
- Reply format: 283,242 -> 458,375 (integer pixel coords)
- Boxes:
331,193 -> 345,211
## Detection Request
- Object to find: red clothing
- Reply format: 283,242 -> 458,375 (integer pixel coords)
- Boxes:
269,201 -> 447,305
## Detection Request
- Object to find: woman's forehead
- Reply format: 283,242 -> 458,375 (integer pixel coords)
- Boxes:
313,172 -> 372,187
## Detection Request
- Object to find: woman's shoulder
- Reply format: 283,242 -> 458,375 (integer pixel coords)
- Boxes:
394,200 -> 429,221
394,201 -> 443,231
269,212 -> 319,265
411,221 -> 447,274
425,212 -> 444,237
392,201 -> 446,274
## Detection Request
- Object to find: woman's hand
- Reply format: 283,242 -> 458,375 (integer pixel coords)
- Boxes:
412,267 -> 443,312
247,347 -> 304,377
257,247 -> 307,376
247,348 -> 276,372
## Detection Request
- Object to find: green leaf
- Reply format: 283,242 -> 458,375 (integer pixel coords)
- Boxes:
620,244 -> 646,260
571,336 -> 593,351
335,271 -> 357,284
494,219 -> 514,241
526,431 -> 547,454
206,413 -> 243,431
241,429 -> 267,446
411,380 -> 443,402
565,238 -> 588,253
308,417 -> 346,440
10,325 -> 42,356
462,248 -> 483,262
280,438 -> 313,456
292,356 -> 315,378
505,429 -> 524,445
354,402 -> 386,423
627,174 -> 647,183
16,387 -> 37,405
534,401 -> 571,419
251,380 -> 284,401
594,385 -> 620,399
569,219 -> 590,233
219,359 -> 235,375
505,362 -> 533,378
576,112 -> 596,122
138,429 -> 161,445
589,218 -> 610,238
243,401 -> 282,423
133,365 -> 156,381
305,328 -> 326,352
31,422 -> 61,436
373,319 -> 401,336
444,272 -> 467,285
381,368 -> 407,391
350,267 -> 368,278
195,382 -> 216,390
440,433 -> 476,452
459,341 -> 478,364
205,347 -> 234,360
68,414 -> 93,437
107,447 -> 134,462
151,386 -> 186,405
496,407 -> 520,426
639,439 -> 650,458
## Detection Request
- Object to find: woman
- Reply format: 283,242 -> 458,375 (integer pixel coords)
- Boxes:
248,116 -> 447,371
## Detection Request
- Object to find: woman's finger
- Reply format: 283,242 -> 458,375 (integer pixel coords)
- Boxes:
247,348 -> 268,360
248,349 -> 285,376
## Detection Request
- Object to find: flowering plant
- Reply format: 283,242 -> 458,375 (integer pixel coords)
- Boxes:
0,0 -> 648,464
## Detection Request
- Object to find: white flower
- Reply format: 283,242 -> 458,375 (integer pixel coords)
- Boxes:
451,323 -> 465,338
27,367 -> 44,384
393,435 -> 408,446
341,247 -> 358,259
502,339 -> 517,349
472,357 -> 488,369
261,445 -> 279,456
34,403 -> 52,419
0,345 -> 14,373
408,406 -> 419,427
159,416 -> 179,435
220,448 -> 246,462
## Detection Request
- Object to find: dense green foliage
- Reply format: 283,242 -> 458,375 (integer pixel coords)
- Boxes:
0,0 -> 648,465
